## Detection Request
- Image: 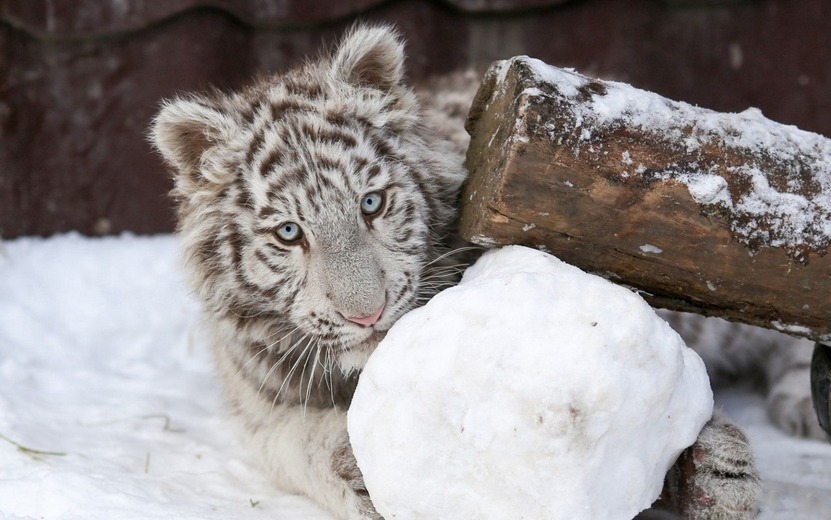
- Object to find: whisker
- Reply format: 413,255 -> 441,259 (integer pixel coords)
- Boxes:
325,348 -> 337,408
421,274 -> 465,283
263,323 -> 301,344
422,245 -> 481,268
238,342 -> 271,373
423,262 -> 471,272
236,325 -> 302,377
423,262 -> 469,273
420,279 -> 459,286
418,280 -> 461,290
298,341 -> 316,414
304,342 -> 322,413
257,332 -> 308,399
272,336 -> 313,413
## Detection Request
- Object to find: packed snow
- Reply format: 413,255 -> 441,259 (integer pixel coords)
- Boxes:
349,246 -> 712,520
1,234 -> 830,519
511,57 -> 831,261
0,234 -> 330,520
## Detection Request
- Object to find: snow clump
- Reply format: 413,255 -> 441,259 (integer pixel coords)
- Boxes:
348,246 -> 713,520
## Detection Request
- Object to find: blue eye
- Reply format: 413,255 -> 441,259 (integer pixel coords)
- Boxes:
360,191 -> 385,217
275,222 -> 303,244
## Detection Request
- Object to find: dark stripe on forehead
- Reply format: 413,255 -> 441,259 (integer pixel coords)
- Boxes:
302,179 -> 319,197
316,127 -> 358,149
297,120 -> 318,140
367,133 -> 400,160
245,126 -> 266,167
351,156 -> 369,174
315,170 -> 335,192
326,109 -> 371,129
236,183 -> 257,211
366,164 -> 382,182
255,204 -> 278,219
288,191 -> 311,219
325,111 -> 349,128
305,183 -> 323,214
240,99 -> 266,125
304,183 -> 323,214
315,153 -> 345,173
266,166 -> 305,200
259,147 -> 284,177
270,99 -> 316,120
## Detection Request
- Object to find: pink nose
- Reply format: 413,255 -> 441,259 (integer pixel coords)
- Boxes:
346,304 -> 385,327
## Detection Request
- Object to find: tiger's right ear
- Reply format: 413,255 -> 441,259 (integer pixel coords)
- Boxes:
330,24 -> 406,93
150,96 -> 238,191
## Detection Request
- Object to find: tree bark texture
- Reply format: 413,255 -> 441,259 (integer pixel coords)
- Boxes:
459,57 -> 831,342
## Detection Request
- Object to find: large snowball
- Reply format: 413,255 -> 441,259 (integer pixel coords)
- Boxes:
347,246 -> 713,520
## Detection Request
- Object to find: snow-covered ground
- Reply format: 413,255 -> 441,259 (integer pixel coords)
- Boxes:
1,234 -> 829,519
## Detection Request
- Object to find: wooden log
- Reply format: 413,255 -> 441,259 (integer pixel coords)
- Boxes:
459,57 -> 831,342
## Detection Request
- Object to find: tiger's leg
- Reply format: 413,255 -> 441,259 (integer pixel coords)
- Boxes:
664,410 -> 761,520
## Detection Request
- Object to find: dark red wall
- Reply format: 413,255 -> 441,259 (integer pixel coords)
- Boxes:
1,0 -> 828,237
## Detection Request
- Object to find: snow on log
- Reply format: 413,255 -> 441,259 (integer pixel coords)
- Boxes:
459,57 -> 831,342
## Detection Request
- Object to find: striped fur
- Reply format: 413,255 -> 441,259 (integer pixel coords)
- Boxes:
152,26 -> 469,519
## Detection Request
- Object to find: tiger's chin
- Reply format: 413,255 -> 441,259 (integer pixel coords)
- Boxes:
335,329 -> 388,373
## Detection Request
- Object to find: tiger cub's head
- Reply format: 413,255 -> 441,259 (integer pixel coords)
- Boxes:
151,26 -> 467,371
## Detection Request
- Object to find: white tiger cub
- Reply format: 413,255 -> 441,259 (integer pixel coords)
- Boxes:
152,25 -> 766,519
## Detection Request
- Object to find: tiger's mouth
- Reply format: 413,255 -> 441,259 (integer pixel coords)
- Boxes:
325,287 -> 414,370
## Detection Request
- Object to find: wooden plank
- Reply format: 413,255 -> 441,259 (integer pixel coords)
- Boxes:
459,57 -> 831,342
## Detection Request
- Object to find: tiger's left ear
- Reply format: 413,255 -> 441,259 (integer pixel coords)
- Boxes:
330,24 -> 406,92
150,95 -> 239,194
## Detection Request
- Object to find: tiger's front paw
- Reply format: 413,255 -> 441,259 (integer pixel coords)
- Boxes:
331,436 -> 383,520
667,411 -> 761,520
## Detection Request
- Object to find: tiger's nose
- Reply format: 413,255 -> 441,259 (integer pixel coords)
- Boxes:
345,303 -> 385,327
